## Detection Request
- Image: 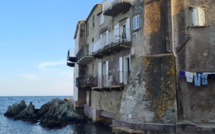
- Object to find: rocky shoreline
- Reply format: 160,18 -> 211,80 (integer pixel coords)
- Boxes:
4,98 -> 87,128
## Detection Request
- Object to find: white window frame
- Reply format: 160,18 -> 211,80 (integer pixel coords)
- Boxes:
191,7 -> 206,27
133,15 -> 139,30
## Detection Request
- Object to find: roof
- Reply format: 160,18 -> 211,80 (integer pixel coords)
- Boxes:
73,4 -> 102,39
86,4 -> 102,22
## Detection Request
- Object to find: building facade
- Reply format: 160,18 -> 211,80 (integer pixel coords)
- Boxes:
67,0 -> 215,133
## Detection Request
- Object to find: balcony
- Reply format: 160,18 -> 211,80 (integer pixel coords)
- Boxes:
92,28 -> 131,58
76,75 -> 98,88
67,49 -> 76,67
92,71 -> 129,91
67,62 -> 75,67
103,0 -> 132,17
76,45 -> 94,65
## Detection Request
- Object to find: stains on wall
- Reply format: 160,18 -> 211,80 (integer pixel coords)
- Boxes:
175,0 -> 215,122
91,90 -> 123,113
119,54 -> 177,124
144,54 -> 176,123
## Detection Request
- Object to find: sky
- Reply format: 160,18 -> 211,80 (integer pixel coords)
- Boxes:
0,0 -> 101,96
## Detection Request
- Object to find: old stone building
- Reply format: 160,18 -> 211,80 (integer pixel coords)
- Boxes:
68,0 -> 134,121
67,0 -> 215,133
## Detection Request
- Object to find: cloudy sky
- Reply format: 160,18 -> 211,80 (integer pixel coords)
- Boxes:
0,0 -> 101,96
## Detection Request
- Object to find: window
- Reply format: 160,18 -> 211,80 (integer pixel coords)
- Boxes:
92,15 -> 95,27
133,15 -> 139,30
191,7 -> 206,27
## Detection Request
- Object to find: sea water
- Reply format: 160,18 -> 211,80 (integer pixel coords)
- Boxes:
0,96 -> 113,134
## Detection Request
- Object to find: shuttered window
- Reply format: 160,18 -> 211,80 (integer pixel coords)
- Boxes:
133,15 -> 139,30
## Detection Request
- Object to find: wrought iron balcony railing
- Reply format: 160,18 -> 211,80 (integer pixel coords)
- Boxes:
91,28 -> 131,56
76,45 -> 93,65
76,75 -> 98,87
96,71 -> 130,87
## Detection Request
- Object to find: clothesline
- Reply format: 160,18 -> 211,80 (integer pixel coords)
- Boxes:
179,71 -> 215,86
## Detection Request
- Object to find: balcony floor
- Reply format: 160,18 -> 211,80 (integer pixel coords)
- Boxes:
104,2 -> 131,17
92,85 -> 124,91
77,56 -> 94,65
92,41 -> 131,58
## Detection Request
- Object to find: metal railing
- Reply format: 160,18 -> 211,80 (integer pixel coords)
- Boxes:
96,71 -> 130,87
76,45 -> 91,62
76,75 -> 98,87
76,71 -> 130,88
91,28 -> 131,54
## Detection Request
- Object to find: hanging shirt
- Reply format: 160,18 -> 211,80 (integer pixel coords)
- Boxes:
179,71 -> 185,77
185,71 -> 194,83
194,73 -> 201,86
202,73 -> 208,85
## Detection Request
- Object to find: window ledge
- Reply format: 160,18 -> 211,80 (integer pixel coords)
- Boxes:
132,28 -> 141,32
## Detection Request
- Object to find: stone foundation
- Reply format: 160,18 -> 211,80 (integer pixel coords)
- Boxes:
113,120 -> 215,134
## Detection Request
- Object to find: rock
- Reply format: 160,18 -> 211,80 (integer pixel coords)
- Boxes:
63,110 -> 86,123
14,102 -> 36,121
4,98 -> 85,129
4,100 -> 27,117
39,99 -> 73,128
37,99 -> 65,118
40,119 -> 67,128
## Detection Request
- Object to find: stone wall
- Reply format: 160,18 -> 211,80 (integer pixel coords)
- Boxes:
119,54 -> 177,124
174,0 -> 215,122
91,90 -> 123,113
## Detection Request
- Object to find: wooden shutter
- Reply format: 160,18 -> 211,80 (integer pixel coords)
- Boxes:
106,61 -> 109,86
114,23 -> 120,42
119,57 -> 123,83
98,62 -> 102,87
100,34 -> 103,49
106,31 -> 109,45
126,18 -> 131,41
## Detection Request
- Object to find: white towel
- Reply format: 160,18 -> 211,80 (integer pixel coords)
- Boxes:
185,71 -> 194,83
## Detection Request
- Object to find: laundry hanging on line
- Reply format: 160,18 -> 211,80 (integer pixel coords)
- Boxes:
179,71 -> 215,86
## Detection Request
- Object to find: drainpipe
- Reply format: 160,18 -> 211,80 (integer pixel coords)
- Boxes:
171,0 -> 176,58
171,0 -> 180,120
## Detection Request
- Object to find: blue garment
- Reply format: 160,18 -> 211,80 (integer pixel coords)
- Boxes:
194,73 -> 201,86
179,71 -> 185,77
202,73 -> 208,85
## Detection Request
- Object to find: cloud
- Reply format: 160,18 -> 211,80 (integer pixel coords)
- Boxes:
38,61 -> 65,70
18,74 -> 38,80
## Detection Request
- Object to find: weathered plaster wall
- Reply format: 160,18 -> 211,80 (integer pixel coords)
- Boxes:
86,5 -> 102,44
174,0 -> 215,122
131,0 -> 146,57
131,0 -> 167,58
119,54 -> 177,124
86,49 -> 130,76
117,0 -> 176,124
91,90 -> 123,113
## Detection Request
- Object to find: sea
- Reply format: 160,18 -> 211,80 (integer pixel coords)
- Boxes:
0,96 -> 113,134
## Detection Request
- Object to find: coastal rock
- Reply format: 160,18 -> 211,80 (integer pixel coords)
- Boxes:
39,99 -> 85,128
4,100 -> 27,117
63,110 -> 86,123
40,100 -> 68,128
37,99 -> 65,118
14,102 -> 36,121
4,98 -> 86,128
